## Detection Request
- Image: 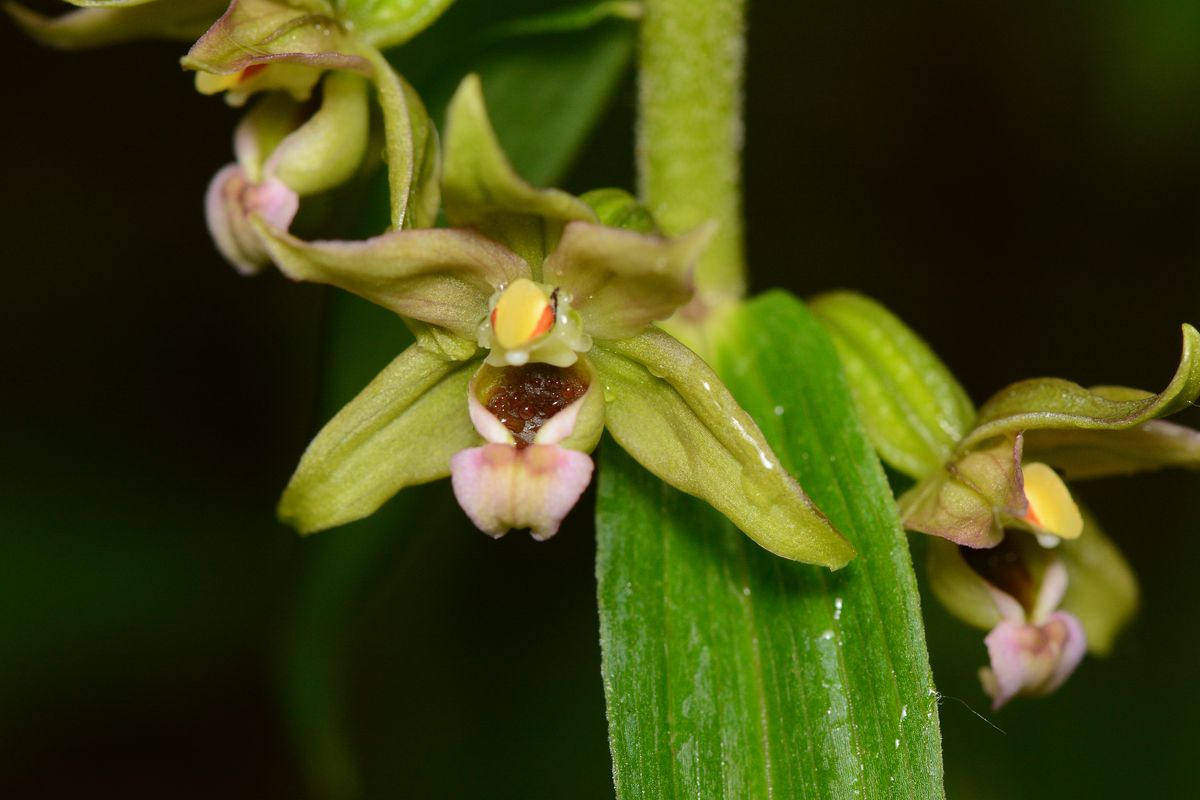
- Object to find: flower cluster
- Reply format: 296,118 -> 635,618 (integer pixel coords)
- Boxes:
814,291 -> 1200,708
9,0 -> 856,567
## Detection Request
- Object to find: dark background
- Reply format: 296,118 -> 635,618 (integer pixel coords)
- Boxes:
3,1 -> 1199,797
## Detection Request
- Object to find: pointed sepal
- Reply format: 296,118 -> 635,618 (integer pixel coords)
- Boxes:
442,74 -> 595,268
590,328 -> 855,568
963,323 -> 1200,449
278,344 -> 482,534
544,220 -> 713,341
252,222 -> 530,343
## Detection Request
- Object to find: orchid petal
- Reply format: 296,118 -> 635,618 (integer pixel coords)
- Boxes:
1059,508 -> 1139,655
963,324 -> 1200,450
7,0 -> 226,48
205,164 -> 298,275
442,74 -> 595,269
450,444 -> 593,540
278,345 -> 482,534
543,220 -> 713,340
467,360 -> 604,452
980,611 -> 1086,710
590,328 -> 854,568
253,223 -> 529,343
267,71 -> 370,196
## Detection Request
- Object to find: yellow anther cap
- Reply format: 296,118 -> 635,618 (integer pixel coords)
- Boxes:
1022,462 -> 1084,539
491,278 -> 554,349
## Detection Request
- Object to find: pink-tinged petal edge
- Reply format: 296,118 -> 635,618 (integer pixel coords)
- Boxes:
449,444 -> 593,541
205,164 -> 298,275
980,611 -> 1087,710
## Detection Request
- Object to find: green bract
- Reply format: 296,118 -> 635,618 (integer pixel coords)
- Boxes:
272,75 -> 855,568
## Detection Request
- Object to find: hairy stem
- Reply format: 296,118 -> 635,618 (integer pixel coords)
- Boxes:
638,0 -> 746,310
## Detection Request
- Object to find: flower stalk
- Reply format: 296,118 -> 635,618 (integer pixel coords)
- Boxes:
638,0 -> 746,335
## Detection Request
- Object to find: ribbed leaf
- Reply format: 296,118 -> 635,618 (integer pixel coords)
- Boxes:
597,290 -> 944,798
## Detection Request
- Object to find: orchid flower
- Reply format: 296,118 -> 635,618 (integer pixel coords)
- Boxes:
188,0 -> 447,271
263,76 -> 855,568
813,291 -> 1200,704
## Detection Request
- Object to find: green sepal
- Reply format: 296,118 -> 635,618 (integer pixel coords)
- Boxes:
544,220 -> 714,341
278,344 -> 482,534
6,0 -> 226,47
359,48 -> 440,230
578,188 -> 657,234
252,222 -> 529,342
590,328 -> 855,568
1059,508 -> 1139,655
900,435 -> 1025,548
270,70 -> 370,196
442,74 -> 596,271
182,0 -> 370,77
1023,386 -> 1200,479
341,0 -> 454,50
810,291 -> 975,480
962,323 -> 1200,451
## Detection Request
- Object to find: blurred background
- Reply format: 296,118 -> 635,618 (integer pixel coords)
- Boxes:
2,1 -> 1199,797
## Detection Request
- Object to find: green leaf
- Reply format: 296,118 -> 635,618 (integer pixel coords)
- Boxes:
963,323 -> 1200,450
478,0 -> 641,39
442,73 -> 596,268
5,0 -> 227,47
592,327 -> 855,568
597,290 -> 944,798
810,290 -> 975,480
278,343 -> 482,534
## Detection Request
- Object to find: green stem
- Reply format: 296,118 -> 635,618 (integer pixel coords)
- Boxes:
638,0 -> 746,309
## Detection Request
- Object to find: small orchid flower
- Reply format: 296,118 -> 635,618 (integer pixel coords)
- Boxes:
925,513 -> 1136,709
812,291 -> 1200,703
264,76 -> 855,568
206,71 -> 370,274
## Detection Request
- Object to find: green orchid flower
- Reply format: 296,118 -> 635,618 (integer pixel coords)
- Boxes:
813,290 -> 1200,705
194,1 -> 446,271
265,75 -> 855,568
